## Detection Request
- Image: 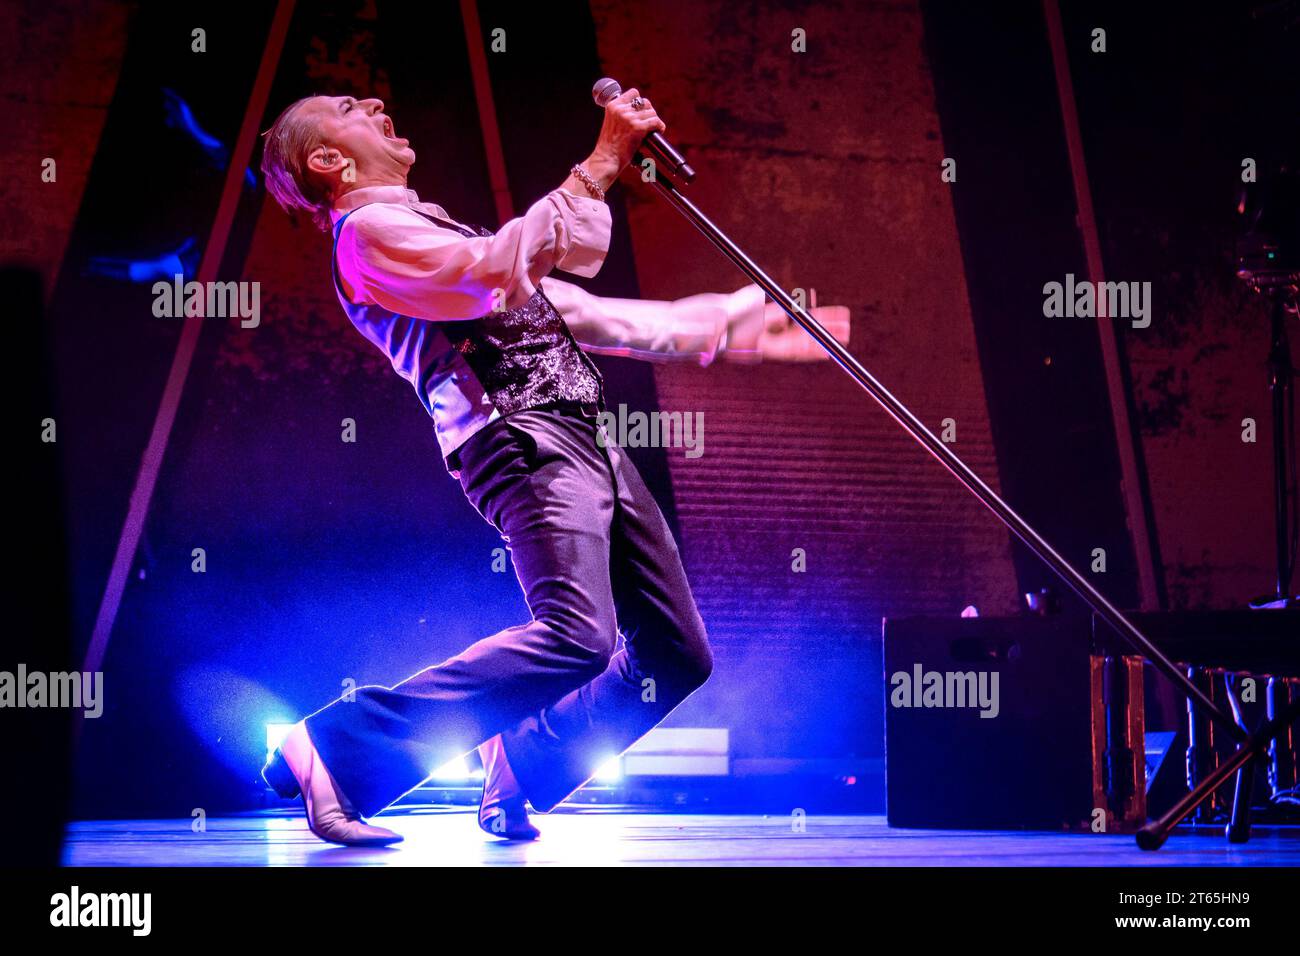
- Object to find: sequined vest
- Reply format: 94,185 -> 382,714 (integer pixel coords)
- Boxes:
331,207 -> 605,458
430,215 -> 604,415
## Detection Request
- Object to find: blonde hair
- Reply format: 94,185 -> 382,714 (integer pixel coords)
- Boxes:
261,96 -> 333,231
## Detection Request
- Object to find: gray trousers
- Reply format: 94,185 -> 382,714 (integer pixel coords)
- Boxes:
304,403 -> 713,817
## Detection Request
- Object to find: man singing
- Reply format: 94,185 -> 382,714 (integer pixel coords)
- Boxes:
257,90 -> 848,846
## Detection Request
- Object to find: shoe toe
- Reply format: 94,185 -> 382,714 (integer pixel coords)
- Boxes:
314,819 -> 403,847
355,825 -> 404,846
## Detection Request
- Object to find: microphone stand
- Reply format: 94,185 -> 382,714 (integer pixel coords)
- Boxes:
637,161 -> 1265,849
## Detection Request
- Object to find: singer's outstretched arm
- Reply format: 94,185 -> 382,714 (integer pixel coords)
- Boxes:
336,188 -> 612,320
334,196 -> 850,363
542,276 -> 851,364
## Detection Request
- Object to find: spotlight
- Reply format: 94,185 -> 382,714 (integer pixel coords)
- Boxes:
593,756 -> 623,782
264,722 -> 294,763
429,754 -> 482,782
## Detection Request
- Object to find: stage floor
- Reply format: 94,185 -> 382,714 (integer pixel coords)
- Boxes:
61,809 -> 1300,866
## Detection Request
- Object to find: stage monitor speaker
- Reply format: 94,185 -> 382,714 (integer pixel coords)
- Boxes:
883,615 -> 1122,831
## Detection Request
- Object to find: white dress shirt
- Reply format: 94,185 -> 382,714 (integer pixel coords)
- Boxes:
329,184 -> 766,458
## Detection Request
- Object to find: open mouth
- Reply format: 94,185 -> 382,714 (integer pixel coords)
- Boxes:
379,114 -> 409,148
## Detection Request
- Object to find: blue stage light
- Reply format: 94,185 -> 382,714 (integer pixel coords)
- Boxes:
265,722 -> 294,763
430,754 -> 483,782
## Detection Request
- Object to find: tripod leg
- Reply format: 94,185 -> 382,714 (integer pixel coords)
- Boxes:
1268,677 -> 1299,799
1226,758 -> 1255,843
1185,667 -> 1220,822
1102,655 -> 1138,820
1138,697 -> 1300,850
1223,672 -> 1254,843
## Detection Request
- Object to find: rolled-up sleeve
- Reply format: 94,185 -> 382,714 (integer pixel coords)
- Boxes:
543,277 -> 767,366
337,189 -> 611,321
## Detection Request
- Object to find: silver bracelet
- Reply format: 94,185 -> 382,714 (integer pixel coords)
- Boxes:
570,163 -> 606,202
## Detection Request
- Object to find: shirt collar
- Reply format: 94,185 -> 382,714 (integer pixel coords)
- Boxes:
330,184 -> 451,224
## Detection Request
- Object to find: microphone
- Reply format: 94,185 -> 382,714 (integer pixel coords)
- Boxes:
591,77 -> 696,184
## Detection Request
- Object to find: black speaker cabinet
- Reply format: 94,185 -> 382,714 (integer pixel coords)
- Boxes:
883,615 -> 1123,831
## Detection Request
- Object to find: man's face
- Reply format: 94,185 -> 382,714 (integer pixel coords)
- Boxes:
303,94 -> 416,185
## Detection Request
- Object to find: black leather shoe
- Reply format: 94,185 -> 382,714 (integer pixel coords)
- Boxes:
262,746 -> 302,799
478,790 -> 541,841
477,734 -> 540,841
